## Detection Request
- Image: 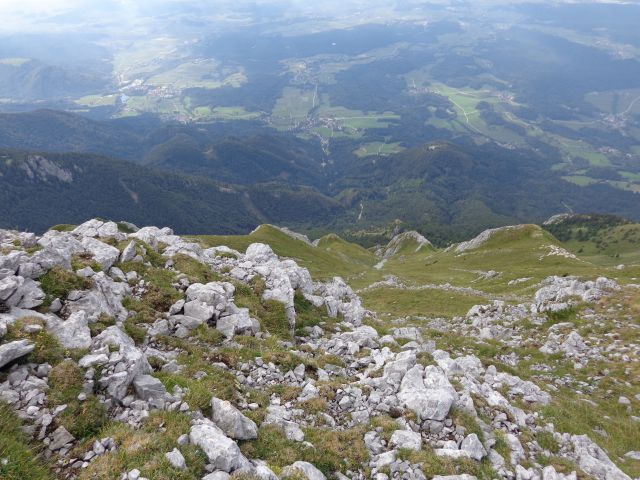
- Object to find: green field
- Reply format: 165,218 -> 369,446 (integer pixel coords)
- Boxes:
119,95 -> 191,119
424,82 -> 529,144
354,142 -> 405,157
585,88 -> 640,115
559,140 -> 611,167
146,60 -> 246,90
192,106 -> 262,122
113,38 -> 183,81
562,175 -> 598,186
271,87 -> 316,128
75,95 -> 119,108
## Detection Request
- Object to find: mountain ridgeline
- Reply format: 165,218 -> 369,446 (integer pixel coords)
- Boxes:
0,110 -> 638,245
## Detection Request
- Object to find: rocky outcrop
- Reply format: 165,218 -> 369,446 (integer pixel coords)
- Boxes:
455,225 -> 527,253
45,311 -> 92,349
92,326 -> 152,401
189,421 -> 251,473
377,231 -> 433,259
0,219 -> 632,480
0,339 -> 34,368
532,276 -> 619,313
211,397 -> 258,440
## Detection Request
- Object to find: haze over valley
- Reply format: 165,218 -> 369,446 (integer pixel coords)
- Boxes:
0,0 -> 639,243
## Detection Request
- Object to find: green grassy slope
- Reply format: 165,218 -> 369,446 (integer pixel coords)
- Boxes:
194,225 -> 378,281
198,223 -> 640,319
544,215 -> 640,266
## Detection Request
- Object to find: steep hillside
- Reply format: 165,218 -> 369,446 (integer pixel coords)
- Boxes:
0,110 -> 150,160
0,150 -> 340,235
544,214 -> 640,266
0,59 -> 108,101
333,143 -> 640,244
143,134 -> 327,187
0,111 -> 639,245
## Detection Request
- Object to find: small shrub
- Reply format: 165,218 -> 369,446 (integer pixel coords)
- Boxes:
143,285 -> 176,312
71,252 -> 102,272
124,319 -> 147,345
299,398 -> 328,415
537,430 -> 560,454
59,396 -> 108,439
142,242 -> 167,268
173,254 -> 222,283
48,360 -> 84,405
546,306 -> 577,324
258,300 -> 290,338
268,385 -> 302,403
117,222 -> 136,234
89,314 -> 116,337
123,283 -> 178,326
249,276 -> 266,296
5,318 -> 65,365
192,325 -> 224,346
398,447 -> 497,479
50,224 -> 75,232
493,430 -> 511,463
451,408 -> 484,442
0,402 -> 52,479
234,282 -> 291,339
39,266 -> 94,306
294,290 -> 330,333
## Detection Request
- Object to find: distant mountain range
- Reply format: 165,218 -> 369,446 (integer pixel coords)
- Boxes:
1,108 -> 638,245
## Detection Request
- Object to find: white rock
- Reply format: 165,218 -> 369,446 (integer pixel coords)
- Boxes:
298,383 -> 320,402
64,271 -> 130,321
398,365 -> 457,421
81,237 -> 120,271
184,300 -> 215,322
202,473 -> 231,480
433,475 -> 478,480
133,375 -> 167,401
79,353 -> 109,368
456,225 -> 525,252
49,426 -> 75,451
624,451 -> 640,460
211,397 -> 258,440
186,282 -> 234,307
165,448 -> 186,470
572,434 -> 631,480
120,241 -> 137,263
390,430 -> 422,451
46,311 -> 92,349
461,433 -> 486,461
281,461 -> 326,480
253,460 -> 279,480
2,276 -> 45,309
189,422 -> 248,472
93,326 -> 151,401
73,219 -> 125,240
284,422 -> 305,442
216,309 -> 259,339
0,339 -> 35,369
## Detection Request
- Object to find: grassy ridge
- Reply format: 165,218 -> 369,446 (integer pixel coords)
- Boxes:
197,223 -> 640,319
194,225 -> 378,281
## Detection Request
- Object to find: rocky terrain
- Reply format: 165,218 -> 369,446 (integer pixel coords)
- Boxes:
0,219 -> 638,480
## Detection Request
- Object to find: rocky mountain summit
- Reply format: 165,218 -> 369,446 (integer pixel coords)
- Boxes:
0,219 -> 638,480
